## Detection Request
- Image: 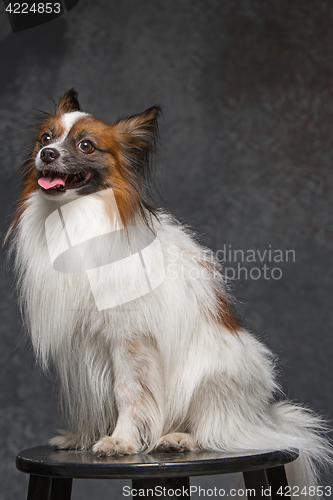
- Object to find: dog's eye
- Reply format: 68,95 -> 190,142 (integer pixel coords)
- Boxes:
78,140 -> 95,154
40,133 -> 52,146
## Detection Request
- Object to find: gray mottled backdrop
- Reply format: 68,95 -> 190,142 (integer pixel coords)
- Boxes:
1,1 -> 333,498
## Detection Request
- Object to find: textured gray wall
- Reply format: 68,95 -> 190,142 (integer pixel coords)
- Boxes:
1,1 -> 333,498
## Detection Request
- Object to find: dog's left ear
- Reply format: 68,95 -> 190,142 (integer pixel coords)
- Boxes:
56,89 -> 81,113
113,106 -> 160,137
112,106 -> 160,175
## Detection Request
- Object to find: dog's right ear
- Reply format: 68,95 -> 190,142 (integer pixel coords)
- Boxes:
56,89 -> 81,113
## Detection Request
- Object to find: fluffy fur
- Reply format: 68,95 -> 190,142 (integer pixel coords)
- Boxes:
8,90 -> 332,494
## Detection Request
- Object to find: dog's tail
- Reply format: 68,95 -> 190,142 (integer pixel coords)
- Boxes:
270,401 -> 332,492
195,399 -> 332,496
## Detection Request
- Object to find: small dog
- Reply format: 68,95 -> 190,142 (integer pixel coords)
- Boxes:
7,90 -> 332,491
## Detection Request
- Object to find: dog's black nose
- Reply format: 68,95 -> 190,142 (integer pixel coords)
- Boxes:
40,148 -> 60,164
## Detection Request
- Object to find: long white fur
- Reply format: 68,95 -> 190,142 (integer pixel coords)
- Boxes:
12,183 -> 332,495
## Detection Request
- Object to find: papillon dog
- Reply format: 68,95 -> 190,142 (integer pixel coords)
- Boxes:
7,90 -> 332,492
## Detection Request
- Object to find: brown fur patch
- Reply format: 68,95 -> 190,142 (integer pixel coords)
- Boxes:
110,106 -> 160,226
69,115 -> 151,226
214,290 -> 241,333
198,259 -> 240,334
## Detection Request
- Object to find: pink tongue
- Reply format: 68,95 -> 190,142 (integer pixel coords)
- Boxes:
38,174 -> 68,190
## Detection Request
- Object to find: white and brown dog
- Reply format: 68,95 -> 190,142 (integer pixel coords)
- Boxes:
7,90 -> 332,493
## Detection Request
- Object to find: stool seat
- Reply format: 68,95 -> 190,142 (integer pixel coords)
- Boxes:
16,445 -> 298,500
17,445 -> 297,479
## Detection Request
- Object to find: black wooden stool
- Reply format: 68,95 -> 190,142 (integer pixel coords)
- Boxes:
16,445 -> 298,500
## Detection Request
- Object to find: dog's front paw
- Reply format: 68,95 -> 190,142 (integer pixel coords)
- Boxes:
48,429 -> 84,450
92,436 -> 139,456
156,432 -> 200,452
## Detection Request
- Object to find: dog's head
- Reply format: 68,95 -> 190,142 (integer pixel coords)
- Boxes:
17,89 -> 160,226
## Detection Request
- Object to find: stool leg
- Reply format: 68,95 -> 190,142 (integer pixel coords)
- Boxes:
132,477 -> 190,499
243,465 -> 289,500
27,475 -> 52,500
27,475 -> 73,500
243,469 -> 270,499
266,466 -> 288,500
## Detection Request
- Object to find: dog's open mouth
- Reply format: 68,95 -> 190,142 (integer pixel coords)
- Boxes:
37,170 -> 92,192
